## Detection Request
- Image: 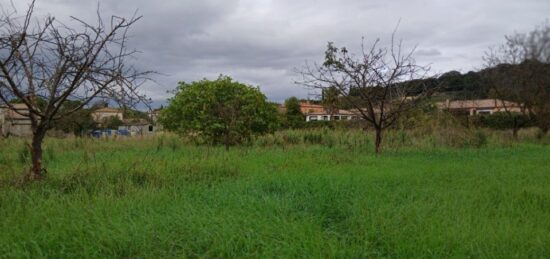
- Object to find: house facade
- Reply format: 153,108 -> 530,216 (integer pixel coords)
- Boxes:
436,99 -> 522,115
305,109 -> 359,122
0,103 -> 33,137
283,98 -> 522,122
148,108 -> 162,123
293,101 -> 360,122
91,107 -> 124,122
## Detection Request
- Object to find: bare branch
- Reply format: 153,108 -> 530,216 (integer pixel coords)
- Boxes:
0,1 -> 153,178
296,26 -> 435,153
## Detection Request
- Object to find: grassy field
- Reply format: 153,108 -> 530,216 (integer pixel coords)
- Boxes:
0,131 -> 549,258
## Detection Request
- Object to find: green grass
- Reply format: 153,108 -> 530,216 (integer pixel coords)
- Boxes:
0,134 -> 549,258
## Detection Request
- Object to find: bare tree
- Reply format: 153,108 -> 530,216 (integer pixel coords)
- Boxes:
483,21 -> 550,135
297,32 -> 434,153
0,1 -> 151,180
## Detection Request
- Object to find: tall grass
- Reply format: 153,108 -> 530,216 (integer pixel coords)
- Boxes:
254,126 -> 547,150
0,130 -> 549,257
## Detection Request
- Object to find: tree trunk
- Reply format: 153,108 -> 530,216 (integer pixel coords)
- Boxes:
29,129 -> 47,180
537,126 -> 549,139
512,127 -> 519,139
374,127 -> 383,154
512,117 -> 519,139
224,129 -> 230,151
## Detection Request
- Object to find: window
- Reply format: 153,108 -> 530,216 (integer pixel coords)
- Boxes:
309,116 -> 318,121
341,116 -> 348,120
322,116 -> 329,121
477,110 -> 492,115
333,116 -> 340,121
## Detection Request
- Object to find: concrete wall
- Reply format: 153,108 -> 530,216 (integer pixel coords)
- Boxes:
0,105 -> 34,137
306,114 -> 357,122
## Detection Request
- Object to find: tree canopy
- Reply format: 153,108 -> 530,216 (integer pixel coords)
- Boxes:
483,21 -> 550,134
160,76 -> 278,148
282,97 -> 304,128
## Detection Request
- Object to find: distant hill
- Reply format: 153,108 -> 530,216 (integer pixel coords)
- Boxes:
411,69 -> 490,101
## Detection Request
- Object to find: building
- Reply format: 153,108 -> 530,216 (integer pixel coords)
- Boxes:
0,103 -> 34,137
118,119 -> 156,135
148,108 -> 162,123
436,99 -> 522,115
91,107 -> 124,122
299,101 -> 326,114
285,101 -> 360,122
305,109 -> 359,122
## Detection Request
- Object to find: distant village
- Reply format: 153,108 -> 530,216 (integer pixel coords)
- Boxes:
0,103 -> 163,138
1,98 -> 520,138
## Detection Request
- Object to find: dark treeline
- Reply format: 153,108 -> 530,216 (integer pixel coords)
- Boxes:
327,61 -> 547,111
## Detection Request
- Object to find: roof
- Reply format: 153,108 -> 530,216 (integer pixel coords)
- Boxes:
436,99 -> 520,110
1,103 -> 32,110
299,102 -> 325,114
93,107 -> 122,113
0,103 -> 32,120
306,109 -> 360,116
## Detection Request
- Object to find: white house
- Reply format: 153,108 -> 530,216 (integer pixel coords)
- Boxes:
305,109 -> 359,122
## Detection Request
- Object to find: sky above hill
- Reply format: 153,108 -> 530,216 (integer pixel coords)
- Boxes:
3,0 -> 550,105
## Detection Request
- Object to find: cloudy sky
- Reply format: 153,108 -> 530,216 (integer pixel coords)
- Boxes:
4,0 -> 550,105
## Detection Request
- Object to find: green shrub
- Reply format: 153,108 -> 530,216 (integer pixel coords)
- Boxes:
471,130 -> 488,148
303,121 -> 334,129
474,112 -> 532,130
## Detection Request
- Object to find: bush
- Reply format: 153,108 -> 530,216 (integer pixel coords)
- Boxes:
160,76 -> 278,148
302,121 -> 334,129
470,130 -> 488,148
474,112 -> 532,130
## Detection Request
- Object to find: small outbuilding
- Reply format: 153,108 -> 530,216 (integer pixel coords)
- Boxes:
0,103 -> 34,137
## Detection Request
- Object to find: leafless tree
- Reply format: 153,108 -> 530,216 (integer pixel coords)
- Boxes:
483,21 -> 550,135
297,31 -> 434,153
0,1 -> 151,180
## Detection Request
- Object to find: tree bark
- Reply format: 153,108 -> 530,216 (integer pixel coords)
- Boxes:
29,129 -> 47,180
538,125 -> 549,138
224,128 -> 230,151
374,127 -> 383,154
512,127 -> 519,139
512,117 -> 519,139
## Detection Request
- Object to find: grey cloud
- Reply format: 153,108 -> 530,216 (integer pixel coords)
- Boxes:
416,48 -> 442,57
2,0 -> 549,105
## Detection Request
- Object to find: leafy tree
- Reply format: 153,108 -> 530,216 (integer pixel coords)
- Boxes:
9,97 -> 47,109
122,107 -> 149,122
474,112 -> 532,130
321,86 -> 340,115
53,100 -> 96,136
102,116 -> 124,130
91,100 -> 110,109
160,76 -> 278,149
439,71 -> 463,92
283,97 -> 304,128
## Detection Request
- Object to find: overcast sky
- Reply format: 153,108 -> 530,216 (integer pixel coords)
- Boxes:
4,0 -> 550,105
